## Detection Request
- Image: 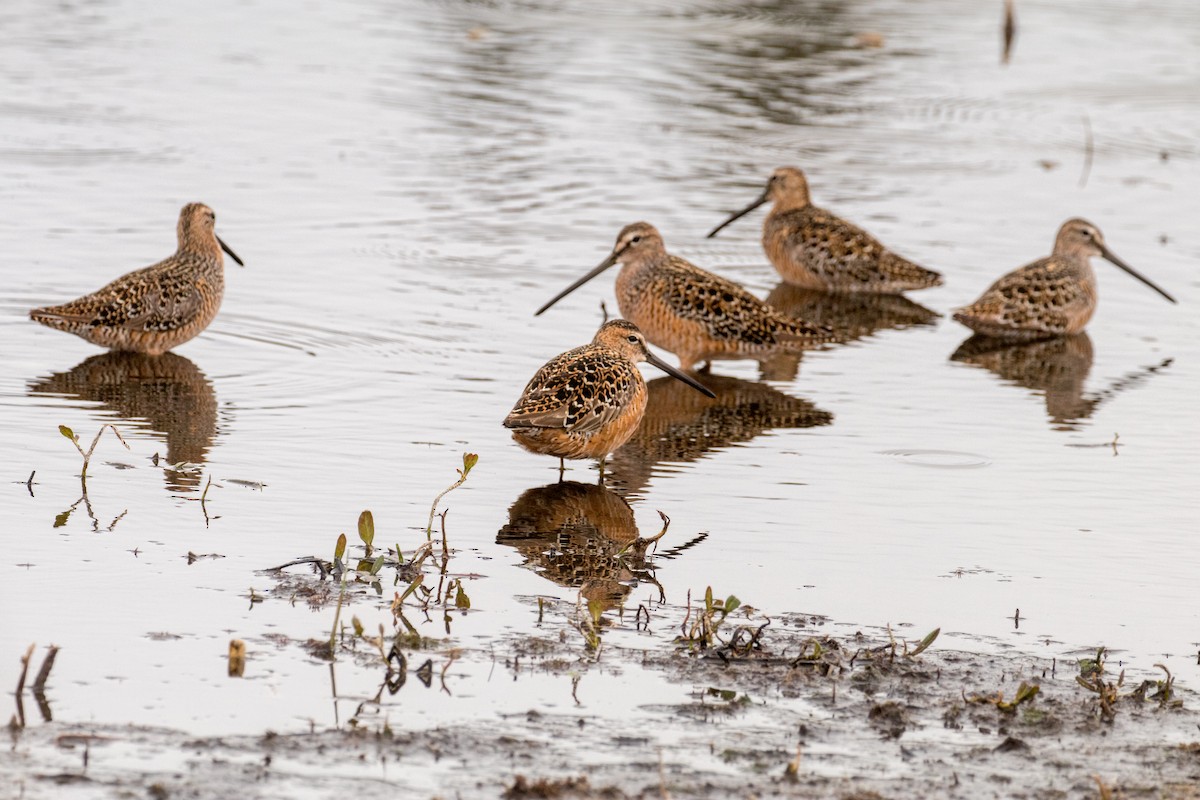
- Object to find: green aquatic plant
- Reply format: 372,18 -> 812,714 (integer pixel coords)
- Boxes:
573,595 -> 605,653
966,681 -> 1040,713
1076,647 -> 1121,721
58,423 -> 129,481
425,452 -> 479,541
880,624 -> 941,662
322,455 -> 482,658
677,586 -> 745,651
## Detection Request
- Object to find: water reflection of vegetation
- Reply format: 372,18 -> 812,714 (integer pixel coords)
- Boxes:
606,374 -> 833,495
498,481 -> 668,613
28,352 -> 219,492
52,423 -> 131,533
760,285 -> 940,380
950,334 -> 1173,430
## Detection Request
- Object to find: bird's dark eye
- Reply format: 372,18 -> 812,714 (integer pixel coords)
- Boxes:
627,335 -> 639,343
631,235 -> 642,244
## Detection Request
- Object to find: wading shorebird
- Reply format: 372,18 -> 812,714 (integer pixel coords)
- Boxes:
30,203 -> 243,355
953,218 -> 1176,341
706,166 -> 942,293
536,222 -> 836,372
504,319 -> 715,473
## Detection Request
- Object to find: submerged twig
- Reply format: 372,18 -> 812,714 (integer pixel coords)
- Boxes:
1079,114 -> 1094,188
1001,0 -> 1016,64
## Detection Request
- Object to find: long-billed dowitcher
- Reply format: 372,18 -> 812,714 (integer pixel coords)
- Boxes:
504,319 -> 715,470
706,167 -> 942,293
536,222 -> 836,372
953,218 -> 1175,341
29,203 -> 243,355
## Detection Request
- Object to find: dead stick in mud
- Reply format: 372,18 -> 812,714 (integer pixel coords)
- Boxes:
15,643 -> 35,696
32,646 -> 59,692
439,509 -> 450,561
14,643 -> 35,729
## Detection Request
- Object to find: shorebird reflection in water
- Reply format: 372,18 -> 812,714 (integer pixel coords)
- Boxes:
27,352 -> 218,491
30,203 -> 244,355
536,222 -> 836,373
954,218 -> 1175,341
605,373 -> 833,496
758,284 -> 940,381
707,167 -> 942,294
497,481 -> 666,612
504,319 -> 715,475
951,333 -> 1173,430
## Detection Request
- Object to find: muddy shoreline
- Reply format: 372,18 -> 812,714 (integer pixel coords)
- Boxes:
7,599 -> 1198,800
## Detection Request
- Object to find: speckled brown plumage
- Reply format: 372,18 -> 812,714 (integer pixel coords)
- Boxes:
953,218 -> 1175,341
708,167 -> 942,294
537,222 -> 836,372
504,319 -> 715,463
30,203 -> 243,355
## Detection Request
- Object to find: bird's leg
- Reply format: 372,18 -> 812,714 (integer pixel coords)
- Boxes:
597,457 -> 607,484
558,458 -> 566,482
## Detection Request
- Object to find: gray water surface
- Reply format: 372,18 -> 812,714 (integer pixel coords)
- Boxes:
1,0 -> 1197,742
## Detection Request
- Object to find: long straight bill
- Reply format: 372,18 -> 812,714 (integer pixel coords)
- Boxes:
644,351 -> 716,398
1101,246 -> 1175,303
706,191 -> 769,239
217,235 -> 244,266
534,253 -> 618,316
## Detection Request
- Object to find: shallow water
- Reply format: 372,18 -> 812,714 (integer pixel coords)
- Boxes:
1,0 -> 1198,759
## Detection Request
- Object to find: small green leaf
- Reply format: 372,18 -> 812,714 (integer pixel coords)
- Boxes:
351,616 -> 364,637
704,586 -> 714,609
908,627 -> 940,657
997,681 -> 1040,712
587,598 -> 604,625
59,425 -> 75,441
54,509 -> 73,528
454,583 -> 471,609
461,452 -> 479,477
370,554 -> 386,576
398,574 -> 424,604
334,533 -> 347,561
724,595 -> 741,614
358,510 -> 375,547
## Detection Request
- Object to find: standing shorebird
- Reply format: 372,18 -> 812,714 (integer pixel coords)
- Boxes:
706,166 -> 942,293
953,218 -> 1175,341
536,222 -> 836,372
30,203 -> 243,355
504,319 -> 715,473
